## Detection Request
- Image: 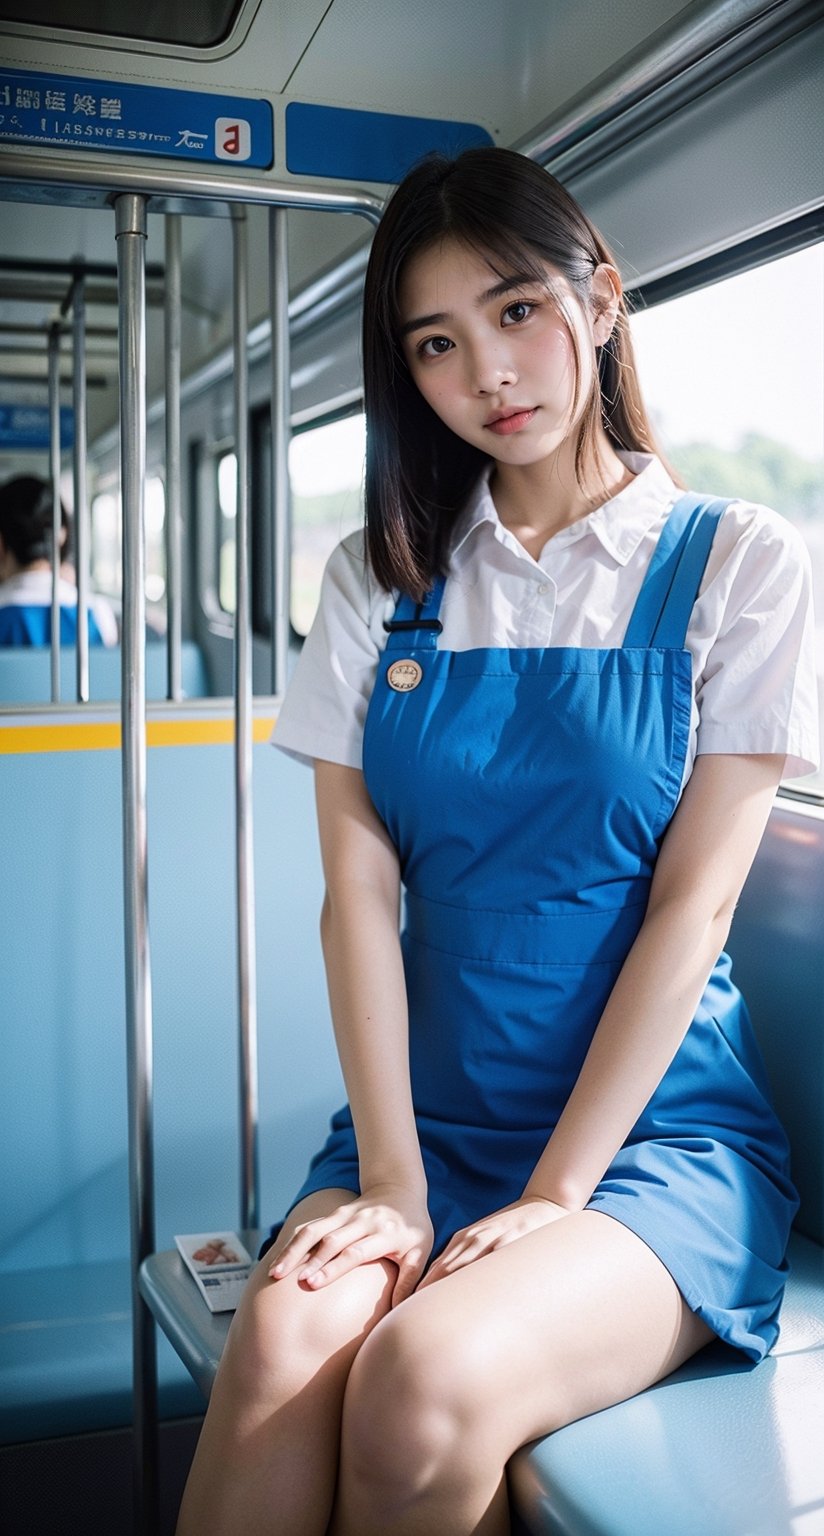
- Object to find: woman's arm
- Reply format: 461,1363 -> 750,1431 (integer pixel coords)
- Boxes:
420,752 -> 785,1285
270,760 -> 432,1303
315,759 -> 424,1191
526,751 -> 785,1210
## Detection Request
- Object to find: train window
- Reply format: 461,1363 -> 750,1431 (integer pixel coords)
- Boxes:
90,490 -> 121,600
90,473 -> 167,625
289,411 -> 366,637
216,451 -> 237,617
144,476 -> 167,612
630,242 -> 824,797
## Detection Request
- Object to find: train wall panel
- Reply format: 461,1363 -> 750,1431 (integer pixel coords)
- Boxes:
0,736 -> 342,1275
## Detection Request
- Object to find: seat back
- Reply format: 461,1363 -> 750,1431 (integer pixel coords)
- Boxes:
0,640 -> 209,702
727,803 -> 824,1245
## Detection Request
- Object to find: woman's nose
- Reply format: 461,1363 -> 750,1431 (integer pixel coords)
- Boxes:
469,344 -> 518,395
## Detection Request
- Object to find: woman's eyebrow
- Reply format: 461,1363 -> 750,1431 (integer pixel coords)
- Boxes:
399,273 -> 540,338
399,309 -> 449,339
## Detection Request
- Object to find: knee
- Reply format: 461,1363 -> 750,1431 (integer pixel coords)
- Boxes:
218,1256 -> 394,1405
340,1301 -> 490,1499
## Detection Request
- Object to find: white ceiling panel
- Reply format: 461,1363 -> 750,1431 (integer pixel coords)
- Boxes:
285,0 -> 690,145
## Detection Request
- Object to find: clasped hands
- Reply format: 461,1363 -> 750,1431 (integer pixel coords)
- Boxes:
269,1186 -> 572,1307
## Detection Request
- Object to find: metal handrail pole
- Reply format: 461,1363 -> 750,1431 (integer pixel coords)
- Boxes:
47,323 -> 61,702
269,206 -> 291,698
115,191 -> 158,1536
232,206 -> 260,1230
164,214 -> 183,701
72,274 -> 90,702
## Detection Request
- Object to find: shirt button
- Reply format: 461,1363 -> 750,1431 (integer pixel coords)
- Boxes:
537,582 -> 550,594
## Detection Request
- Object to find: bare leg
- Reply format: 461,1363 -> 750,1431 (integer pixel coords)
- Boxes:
331,1211 -> 714,1536
176,1189 -> 395,1536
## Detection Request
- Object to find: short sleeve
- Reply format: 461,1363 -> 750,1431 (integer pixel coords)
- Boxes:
694,504 -> 820,779
272,531 -> 392,769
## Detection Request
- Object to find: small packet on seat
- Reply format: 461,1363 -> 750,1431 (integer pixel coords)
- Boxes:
175,1231 -> 253,1312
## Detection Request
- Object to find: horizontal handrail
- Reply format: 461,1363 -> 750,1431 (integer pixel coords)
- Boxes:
0,146 -> 384,223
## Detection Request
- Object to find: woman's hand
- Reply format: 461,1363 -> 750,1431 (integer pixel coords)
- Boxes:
269,1185 -> 434,1307
416,1195 -> 572,1290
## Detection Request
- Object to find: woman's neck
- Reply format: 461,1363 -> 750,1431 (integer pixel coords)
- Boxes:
0,556 -> 53,581
490,434 -> 635,558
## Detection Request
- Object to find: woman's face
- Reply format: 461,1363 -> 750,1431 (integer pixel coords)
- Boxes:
398,238 -> 613,466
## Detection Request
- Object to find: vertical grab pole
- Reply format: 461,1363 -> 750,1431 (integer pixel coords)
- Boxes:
231,206 -> 260,1231
47,323 -> 61,703
268,207 -> 291,698
72,273 -> 90,702
115,192 -> 158,1536
164,214 -> 183,702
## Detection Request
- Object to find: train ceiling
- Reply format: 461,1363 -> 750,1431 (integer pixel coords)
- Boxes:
0,0 -> 795,453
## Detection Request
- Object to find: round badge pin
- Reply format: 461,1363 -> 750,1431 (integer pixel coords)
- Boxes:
387,658 -> 423,692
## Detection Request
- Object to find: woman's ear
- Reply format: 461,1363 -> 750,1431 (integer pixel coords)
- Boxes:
591,263 -> 622,346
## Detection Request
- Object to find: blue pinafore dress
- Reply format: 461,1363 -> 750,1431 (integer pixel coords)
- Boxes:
286,493 -> 798,1361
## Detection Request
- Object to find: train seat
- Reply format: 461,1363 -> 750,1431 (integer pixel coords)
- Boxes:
0,1260 -> 204,1443
138,804 -> 824,1536
0,640 -> 209,703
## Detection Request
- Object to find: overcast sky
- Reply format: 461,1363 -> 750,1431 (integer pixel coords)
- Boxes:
630,243 -> 823,463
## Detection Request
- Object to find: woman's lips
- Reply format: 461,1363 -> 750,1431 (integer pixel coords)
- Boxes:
485,408 -> 536,435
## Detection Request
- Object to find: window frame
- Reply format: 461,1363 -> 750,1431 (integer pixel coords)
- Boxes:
195,434 -> 236,637
250,395 -> 365,646
629,209 -> 824,807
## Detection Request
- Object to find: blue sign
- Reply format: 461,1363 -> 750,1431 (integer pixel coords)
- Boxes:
0,405 -> 74,450
286,102 -> 493,183
0,68 -> 273,168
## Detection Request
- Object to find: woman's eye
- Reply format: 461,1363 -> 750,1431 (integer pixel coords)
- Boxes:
503,300 -> 534,325
418,335 -> 453,358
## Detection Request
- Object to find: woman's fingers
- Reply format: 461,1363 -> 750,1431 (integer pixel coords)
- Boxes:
268,1207 -> 359,1278
268,1196 -> 432,1293
418,1226 -> 485,1286
418,1200 -> 572,1290
391,1247 -> 427,1307
297,1232 -> 385,1288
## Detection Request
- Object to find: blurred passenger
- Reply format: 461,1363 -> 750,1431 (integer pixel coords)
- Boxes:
0,474 -> 117,647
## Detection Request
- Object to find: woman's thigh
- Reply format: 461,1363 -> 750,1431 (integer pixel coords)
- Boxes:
348,1209 -> 714,1457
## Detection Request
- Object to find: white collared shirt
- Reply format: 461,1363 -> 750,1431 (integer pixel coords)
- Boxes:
0,568 -> 119,646
274,452 -> 820,787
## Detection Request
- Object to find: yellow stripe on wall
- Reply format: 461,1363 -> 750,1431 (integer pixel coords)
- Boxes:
0,715 -> 276,755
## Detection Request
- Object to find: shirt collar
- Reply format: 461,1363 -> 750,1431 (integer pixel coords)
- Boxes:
450,452 -> 680,567
0,568 -> 77,605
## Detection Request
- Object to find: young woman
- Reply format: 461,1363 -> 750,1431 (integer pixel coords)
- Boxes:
177,147 -> 819,1536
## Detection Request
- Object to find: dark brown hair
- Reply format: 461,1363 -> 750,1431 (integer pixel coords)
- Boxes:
0,474 -> 67,567
363,146 -> 666,600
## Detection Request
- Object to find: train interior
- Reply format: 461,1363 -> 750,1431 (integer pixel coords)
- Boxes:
0,2 -> 822,1532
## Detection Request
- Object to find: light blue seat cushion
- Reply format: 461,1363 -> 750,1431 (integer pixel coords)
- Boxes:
0,1260 -> 204,1443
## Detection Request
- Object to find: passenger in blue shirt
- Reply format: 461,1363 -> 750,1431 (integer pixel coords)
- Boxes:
0,475 -> 116,647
